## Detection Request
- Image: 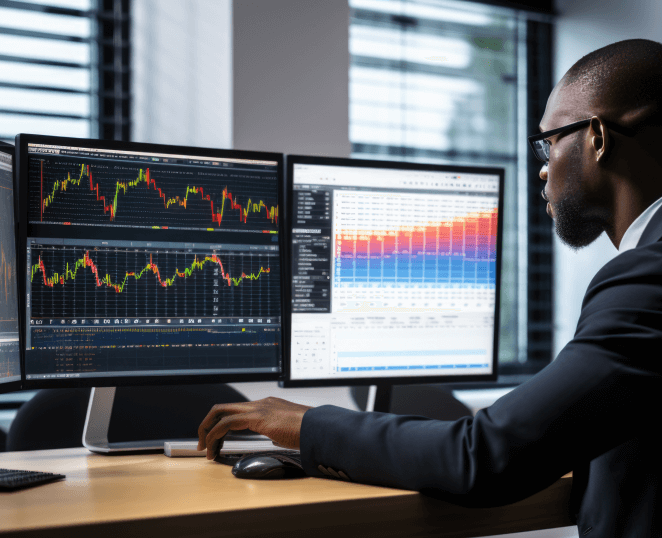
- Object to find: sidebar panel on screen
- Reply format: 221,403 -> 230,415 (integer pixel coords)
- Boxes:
20,139 -> 282,383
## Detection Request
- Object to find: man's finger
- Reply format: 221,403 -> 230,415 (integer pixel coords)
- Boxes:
208,435 -> 224,460
198,402 -> 251,451
205,414 -> 252,460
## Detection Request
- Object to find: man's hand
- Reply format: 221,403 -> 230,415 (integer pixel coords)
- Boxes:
197,397 -> 313,460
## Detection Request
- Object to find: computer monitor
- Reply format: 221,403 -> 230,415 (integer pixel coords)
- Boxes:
0,143 -> 21,394
14,134 -> 284,450
282,155 -> 504,409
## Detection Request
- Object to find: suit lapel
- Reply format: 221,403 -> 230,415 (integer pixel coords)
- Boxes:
636,204 -> 662,248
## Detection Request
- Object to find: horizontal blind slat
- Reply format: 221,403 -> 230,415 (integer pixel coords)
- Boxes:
0,81 -> 90,94
0,108 -> 89,119
0,0 -> 90,17
0,25 -> 90,42
0,53 -> 89,68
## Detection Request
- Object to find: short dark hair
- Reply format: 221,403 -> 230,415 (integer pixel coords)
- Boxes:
564,39 -> 662,126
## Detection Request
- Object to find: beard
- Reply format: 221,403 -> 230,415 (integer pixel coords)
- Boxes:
550,143 -> 613,251
552,192 -> 610,251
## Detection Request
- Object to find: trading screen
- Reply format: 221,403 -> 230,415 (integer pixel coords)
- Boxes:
0,150 -> 20,387
289,161 -> 500,380
24,142 -> 281,380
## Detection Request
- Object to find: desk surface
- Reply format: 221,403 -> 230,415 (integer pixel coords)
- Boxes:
0,448 -> 574,538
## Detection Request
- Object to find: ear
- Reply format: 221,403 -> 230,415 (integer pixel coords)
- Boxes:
590,116 -> 609,162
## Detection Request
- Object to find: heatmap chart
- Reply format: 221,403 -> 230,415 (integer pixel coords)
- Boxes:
333,190 -> 497,288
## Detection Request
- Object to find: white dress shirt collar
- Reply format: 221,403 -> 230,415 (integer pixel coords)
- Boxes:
618,194 -> 662,254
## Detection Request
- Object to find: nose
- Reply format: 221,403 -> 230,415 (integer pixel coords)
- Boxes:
539,163 -> 548,181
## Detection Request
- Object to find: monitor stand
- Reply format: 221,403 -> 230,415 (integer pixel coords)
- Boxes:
82,387 -> 266,454
83,387 -> 166,453
367,383 -> 393,414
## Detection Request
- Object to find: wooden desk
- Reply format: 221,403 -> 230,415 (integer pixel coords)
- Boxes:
0,448 -> 574,538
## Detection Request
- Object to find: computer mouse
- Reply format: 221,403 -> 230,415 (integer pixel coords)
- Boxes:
231,451 -> 306,479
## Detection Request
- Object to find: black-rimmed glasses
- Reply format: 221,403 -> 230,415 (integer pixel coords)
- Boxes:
528,118 -> 637,163
528,119 -> 591,163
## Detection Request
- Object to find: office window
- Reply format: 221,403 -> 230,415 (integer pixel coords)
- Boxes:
0,0 -> 130,143
348,0 -> 554,382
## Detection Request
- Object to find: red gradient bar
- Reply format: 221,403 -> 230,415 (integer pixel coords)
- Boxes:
465,216 -> 478,258
451,218 -> 464,256
356,235 -> 368,260
424,225 -> 437,253
439,223 -> 451,255
490,212 -> 498,254
334,208 -> 498,266
340,233 -> 354,257
383,232 -> 396,262
396,228 -> 410,255
369,235 -> 382,260
412,227 -> 425,256
478,215 -> 491,257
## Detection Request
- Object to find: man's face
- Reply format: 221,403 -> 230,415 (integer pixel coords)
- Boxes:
538,83 -> 613,251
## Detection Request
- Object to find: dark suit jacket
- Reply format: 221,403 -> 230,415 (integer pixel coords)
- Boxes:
300,205 -> 662,537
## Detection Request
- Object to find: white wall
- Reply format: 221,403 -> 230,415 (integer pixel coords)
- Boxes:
551,0 -> 662,358
131,0 -> 233,149
132,0 -> 350,156
232,0 -> 351,157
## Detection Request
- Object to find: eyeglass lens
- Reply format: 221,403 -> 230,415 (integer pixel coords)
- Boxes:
533,139 -> 550,162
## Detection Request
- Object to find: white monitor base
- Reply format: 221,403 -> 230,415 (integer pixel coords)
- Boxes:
81,386 -> 262,454
83,387 -> 167,454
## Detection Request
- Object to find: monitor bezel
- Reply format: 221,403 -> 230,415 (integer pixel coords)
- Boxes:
0,142 -> 22,394
281,154 -> 504,388
15,133 -> 286,389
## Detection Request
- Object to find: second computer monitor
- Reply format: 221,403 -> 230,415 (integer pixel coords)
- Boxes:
283,155 -> 504,387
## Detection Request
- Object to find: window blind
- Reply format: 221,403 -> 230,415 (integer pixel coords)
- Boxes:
0,0 -> 130,143
0,0 -> 95,142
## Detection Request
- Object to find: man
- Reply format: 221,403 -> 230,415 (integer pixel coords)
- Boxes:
199,39 -> 662,537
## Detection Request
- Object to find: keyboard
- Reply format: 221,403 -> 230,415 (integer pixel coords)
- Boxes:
165,438 -> 281,457
0,469 -> 65,491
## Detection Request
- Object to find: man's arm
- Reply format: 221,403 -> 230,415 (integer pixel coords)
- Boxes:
199,246 -> 662,506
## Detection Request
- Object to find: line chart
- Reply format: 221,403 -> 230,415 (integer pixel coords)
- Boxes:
29,245 -> 281,319
32,251 -> 271,291
29,157 -> 280,231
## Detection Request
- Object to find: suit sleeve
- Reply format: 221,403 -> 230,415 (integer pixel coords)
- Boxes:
299,246 -> 662,508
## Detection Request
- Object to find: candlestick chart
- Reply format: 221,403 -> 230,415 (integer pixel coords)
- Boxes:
0,170 -> 19,335
29,157 -> 279,232
29,245 -> 280,319
0,158 -> 20,383
333,190 -> 498,287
